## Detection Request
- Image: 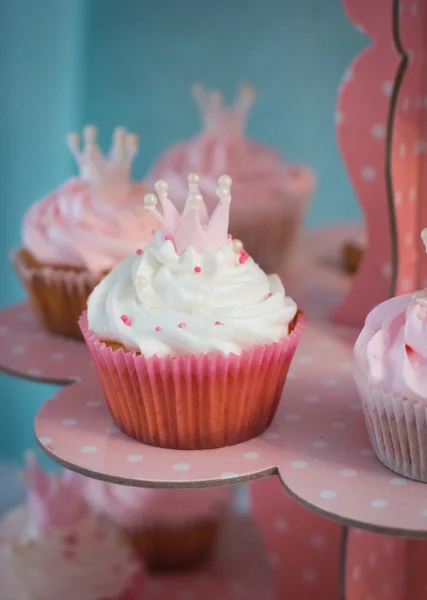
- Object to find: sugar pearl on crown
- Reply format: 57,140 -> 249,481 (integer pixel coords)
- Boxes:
155,179 -> 168,194
231,239 -> 243,253
216,186 -> 230,199
144,193 -> 158,208
188,193 -> 203,208
188,173 -> 200,185
218,174 -> 232,188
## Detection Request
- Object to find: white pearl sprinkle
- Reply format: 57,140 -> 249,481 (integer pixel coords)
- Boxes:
154,179 -> 168,193
188,173 -> 200,185
144,193 -> 157,208
218,174 -> 232,188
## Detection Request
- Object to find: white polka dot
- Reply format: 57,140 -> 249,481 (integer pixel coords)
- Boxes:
381,263 -> 392,278
28,369 -> 42,377
173,463 -> 190,471
304,395 -> 320,404
395,190 -> 402,205
340,469 -> 357,477
312,440 -> 328,448
382,81 -> 393,96
126,454 -> 143,463
0,325 -> 10,334
263,431 -> 280,440
50,352 -> 64,361
390,477 -> 407,486
86,401 -> 102,408
106,425 -> 121,435
274,518 -> 288,532
421,509 -> 427,517
384,540 -> 395,554
284,413 -> 300,421
361,166 -> 376,181
361,448 -> 374,457
370,499 -> 388,508
401,277 -> 411,292
352,565 -> 361,581
403,97 -> 410,110
81,446 -> 98,454
243,452 -> 259,460
369,552 -> 378,566
415,139 -> 427,154
399,144 -> 406,157
371,124 -> 386,139
286,371 -> 296,380
39,437 -> 52,446
320,490 -> 337,499
11,346 -> 26,355
350,403 -> 362,411
301,569 -> 317,584
291,460 -> 308,469
61,418 -> 77,427
299,355 -> 312,364
310,533 -> 326,548
220,472 -> 238,479
332,421 -> 347,429
323,378 -> 338,387
409,187 -> 417,202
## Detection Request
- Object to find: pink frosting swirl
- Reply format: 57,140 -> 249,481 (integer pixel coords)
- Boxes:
354,292 -> 427,401
147,85 -> 315,212
22,126 -> 160,274
85,481 -> 232,528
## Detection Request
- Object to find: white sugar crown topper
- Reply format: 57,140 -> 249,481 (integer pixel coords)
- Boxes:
144,173 -> 233,254
67,125 -> 139,195
192,83 -> 256,137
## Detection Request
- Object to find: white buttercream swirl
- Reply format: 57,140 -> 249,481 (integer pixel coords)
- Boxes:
0,513 -> 139,600
87,233 -> 297,357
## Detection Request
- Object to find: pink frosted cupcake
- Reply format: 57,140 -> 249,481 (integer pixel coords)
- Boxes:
14,126 -> 160,339
354,276 -> 427,482
80,173 -> 304,449
148,84 -> 315,272
0,453 -> 145,599
85,480 -> 232,571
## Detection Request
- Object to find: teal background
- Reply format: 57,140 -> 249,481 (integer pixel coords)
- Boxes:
0,0 -> 365,466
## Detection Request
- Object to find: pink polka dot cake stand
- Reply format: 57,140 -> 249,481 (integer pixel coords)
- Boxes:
0,507 -> 274,600
0,302 -> 91,384
31,224 -> 427,540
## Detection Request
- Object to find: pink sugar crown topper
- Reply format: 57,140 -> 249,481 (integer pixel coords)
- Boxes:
192,83 -> 256,138
67,125 -> 139,201
21,451 -> 88,532
143,172 -> 236,255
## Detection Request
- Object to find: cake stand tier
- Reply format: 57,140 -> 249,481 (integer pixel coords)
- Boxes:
35,317 -> 427,538
0,302 -> 91,384
0,508 -> 273,600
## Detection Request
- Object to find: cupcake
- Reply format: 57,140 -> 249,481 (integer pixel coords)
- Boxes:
0,453 -> 145,600
148,84 -> 315,273
342,232 -> 365,274
85,480 -> 232,571
14,126 -> 160,339
80,173 -> 304,449
354,255 -> 427,481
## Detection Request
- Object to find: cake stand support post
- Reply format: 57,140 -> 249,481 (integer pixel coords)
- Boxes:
339,525 -> 349,600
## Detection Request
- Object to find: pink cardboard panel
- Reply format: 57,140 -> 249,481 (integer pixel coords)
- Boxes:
334,0 -> 427,324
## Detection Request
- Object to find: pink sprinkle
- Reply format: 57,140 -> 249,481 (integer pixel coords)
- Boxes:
120,314 -> 132,326
164,235 -> 172,241
155,326 -> 161,332
136,248 -> 143,255
194,266 -> 202,273
151,229 -> 156,234
227,234 -> 232,240
178,322 -> 186,329
268,293 -> 273,298
215,321 -> 223,326
239,249 -> 249,264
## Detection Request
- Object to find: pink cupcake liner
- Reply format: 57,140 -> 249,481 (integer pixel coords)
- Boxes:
79,312 -> 305,450
354,366 -> 427,483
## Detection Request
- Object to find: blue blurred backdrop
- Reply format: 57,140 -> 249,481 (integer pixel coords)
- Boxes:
0,0 -> 365,466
